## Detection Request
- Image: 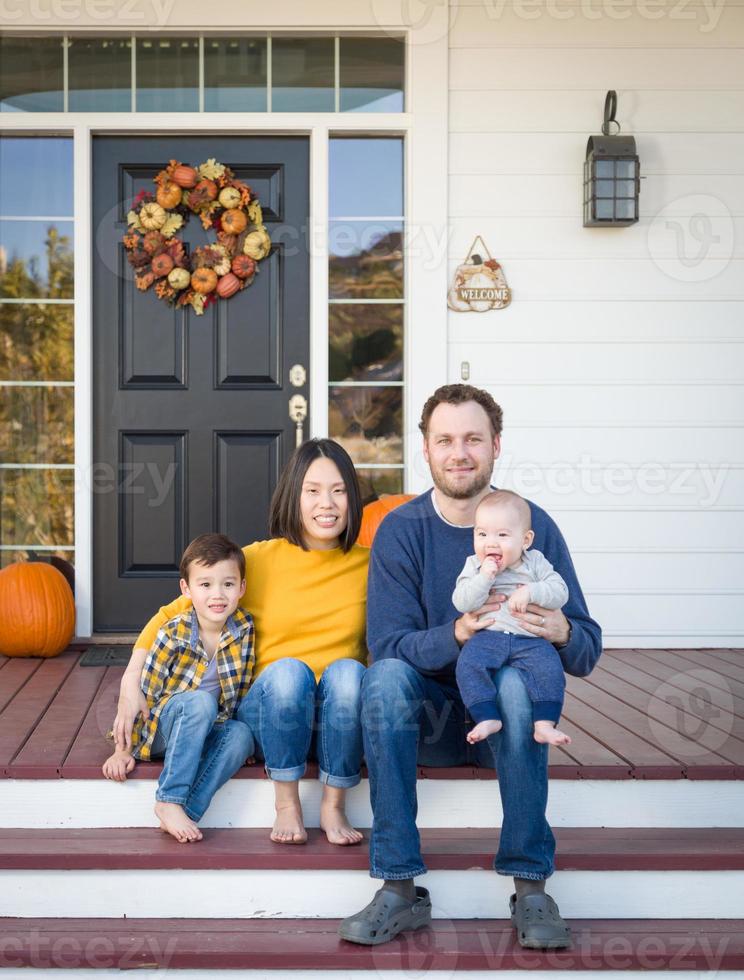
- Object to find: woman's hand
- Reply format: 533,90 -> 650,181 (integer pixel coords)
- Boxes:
454,593 -> 506,647
512,604 -> 570,646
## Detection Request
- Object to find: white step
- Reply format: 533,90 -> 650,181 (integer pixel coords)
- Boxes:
2,778 -> 743,829
2,867 -> 743,920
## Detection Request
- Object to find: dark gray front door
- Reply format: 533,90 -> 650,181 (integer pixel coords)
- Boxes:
93,136 -> 309,630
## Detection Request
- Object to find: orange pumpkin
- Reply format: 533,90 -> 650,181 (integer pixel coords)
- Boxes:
151,253 -> 174,278
142,230 -> 165,255
231,255 -> 255,279
216,273 -> 240,299
172,165 -> 198,188
191,267 -> 218,294
194,178 -> 218,201
156,181 -> 182,209
221,208 -> 247,234
358,494 -> 416,548
0,562 -> 75,657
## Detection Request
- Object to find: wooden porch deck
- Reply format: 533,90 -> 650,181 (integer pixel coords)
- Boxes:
1,648 -> 742,781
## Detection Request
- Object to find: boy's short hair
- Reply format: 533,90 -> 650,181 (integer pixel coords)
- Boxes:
179,533 -> 246,582
476,489 -> 532,531
419,384 -> 503,439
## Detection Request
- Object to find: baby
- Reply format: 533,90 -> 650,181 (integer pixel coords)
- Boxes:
453,489 -> 572,747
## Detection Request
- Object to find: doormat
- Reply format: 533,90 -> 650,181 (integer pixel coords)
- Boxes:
79,646 -> 132,667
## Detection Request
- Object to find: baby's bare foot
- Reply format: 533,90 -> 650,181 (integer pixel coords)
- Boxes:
154,801 -> 202,843
320,801 -> 363,846
271,802 -> 308,845
466,718 -> 503,744
534,721 -> 572,746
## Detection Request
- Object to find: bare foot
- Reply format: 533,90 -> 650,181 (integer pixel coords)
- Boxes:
320,799 -> 363,846
154,801 -> 202,843
534,721 -> 572,746
466,718 -> 503,744
271,802 -> 308,844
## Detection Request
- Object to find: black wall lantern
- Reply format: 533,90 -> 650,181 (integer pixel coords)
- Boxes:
583,90 -> 640,227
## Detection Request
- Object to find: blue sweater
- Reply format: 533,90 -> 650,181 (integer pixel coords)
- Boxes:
367,491 -> 602,680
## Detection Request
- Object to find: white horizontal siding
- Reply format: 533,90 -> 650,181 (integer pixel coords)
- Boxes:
447,1 -> 744,644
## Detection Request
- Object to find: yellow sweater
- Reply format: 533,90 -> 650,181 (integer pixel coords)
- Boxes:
135,538 -> 369,682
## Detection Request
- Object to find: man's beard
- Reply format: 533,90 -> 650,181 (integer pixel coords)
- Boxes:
430,462 -> 492,500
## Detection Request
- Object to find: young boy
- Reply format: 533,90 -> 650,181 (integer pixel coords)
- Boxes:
453,490 -> 572,747
102,533 -> 255,843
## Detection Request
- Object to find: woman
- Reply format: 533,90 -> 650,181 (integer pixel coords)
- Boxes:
113,438 -> 369,846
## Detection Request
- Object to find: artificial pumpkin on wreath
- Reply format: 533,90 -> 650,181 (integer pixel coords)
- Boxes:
0,561 -> 75,658
123,157 -> 271,316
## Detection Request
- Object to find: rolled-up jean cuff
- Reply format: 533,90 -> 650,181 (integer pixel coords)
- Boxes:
265,762 -> 306,782
370,865 -> 427,880
495,868 -> 552,880
318,767 -> 361,789
155,793 -> 188,805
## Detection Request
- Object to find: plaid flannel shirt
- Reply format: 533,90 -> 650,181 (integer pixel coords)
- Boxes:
131,606 -> 255,761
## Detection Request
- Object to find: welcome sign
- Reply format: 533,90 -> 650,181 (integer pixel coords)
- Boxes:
448,236 -> 512,313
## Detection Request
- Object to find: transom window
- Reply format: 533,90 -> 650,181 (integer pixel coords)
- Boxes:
0,34 -> 405,113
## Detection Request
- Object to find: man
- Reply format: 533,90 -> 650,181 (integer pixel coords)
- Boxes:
339,384 -> 602,948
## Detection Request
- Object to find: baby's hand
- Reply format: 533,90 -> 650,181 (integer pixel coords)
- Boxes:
102,748 -> 135,782
480,556 -> 499,580
508,585 -> 531,614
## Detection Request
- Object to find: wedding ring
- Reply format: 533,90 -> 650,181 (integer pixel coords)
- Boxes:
540,616 -> 546,626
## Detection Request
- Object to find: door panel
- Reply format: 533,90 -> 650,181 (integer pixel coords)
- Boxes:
93,136 -> 309,630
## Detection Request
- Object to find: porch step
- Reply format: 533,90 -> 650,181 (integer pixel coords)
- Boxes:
4,776 -> 744,829
0,917 -> 742,972
1,828 -> 743,920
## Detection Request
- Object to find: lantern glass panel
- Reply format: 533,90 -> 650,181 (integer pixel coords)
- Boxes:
595,159 -> 614,178
596,200 -> 613,219
616,159 -> 636,178
596,180 -> 614,198
615,199 -> 635,220
617,180 -> 635,198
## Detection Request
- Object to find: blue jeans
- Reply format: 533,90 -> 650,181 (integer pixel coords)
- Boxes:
151,689 -> 254,822
456,631 -> 565,725
236,657 -> 365,788
361,658 -> 554,881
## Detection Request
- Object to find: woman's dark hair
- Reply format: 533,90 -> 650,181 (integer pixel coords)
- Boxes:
268,438 -> 363,553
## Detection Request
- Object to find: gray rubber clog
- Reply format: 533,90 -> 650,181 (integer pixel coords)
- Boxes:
338,886 -> 432,946
509,892 -> 573,949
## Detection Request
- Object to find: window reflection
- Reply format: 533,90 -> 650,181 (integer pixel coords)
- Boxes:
355,467 -> 404,505
0,468 -> 74,548
205,37 -> 267,111
0,222 -> 74,300
0,386 -> 73,464
0,35 -> 63,112
136,37 -> 199,112
0,138 -> 73,216
340,36 -> 404,113
329,303 -> 402,382
0,305 -> 73,383
271,36 -> 334,112
329,386 -> 403,464
329,138 -> 403,217
68,36 -> 132,112
329,221 -> 403,299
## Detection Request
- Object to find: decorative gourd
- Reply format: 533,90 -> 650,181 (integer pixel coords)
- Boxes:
172,165 -> 198,188
231,255 -> 256,279
218,187 -> 242,209
221,209 -> 247,234
243,228 -> 271,260
167,267 -> 191,290
216,273 -> 240,299
195,178 -> 218,200
139,202 -> 167,230
191,268 -> 218,294
156,181 -> 182,209
151,253 -> 174,278
358,494 -> 416,548
0,562 -> 75,657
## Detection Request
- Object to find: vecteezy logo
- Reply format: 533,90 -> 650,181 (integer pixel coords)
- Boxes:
647,195 -> 734,283
648,669 -> 734,759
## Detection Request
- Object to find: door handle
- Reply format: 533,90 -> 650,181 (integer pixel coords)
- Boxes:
289,394 -> 308,449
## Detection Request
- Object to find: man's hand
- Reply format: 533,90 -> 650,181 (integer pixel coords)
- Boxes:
507,585 -> 530,615
454,593 -> 505,647
102,748 -> 135,782
512,603 -> 570,646
113,681 -> 149,752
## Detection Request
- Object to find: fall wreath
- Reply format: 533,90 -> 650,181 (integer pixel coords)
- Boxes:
122,158 -> 271,316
